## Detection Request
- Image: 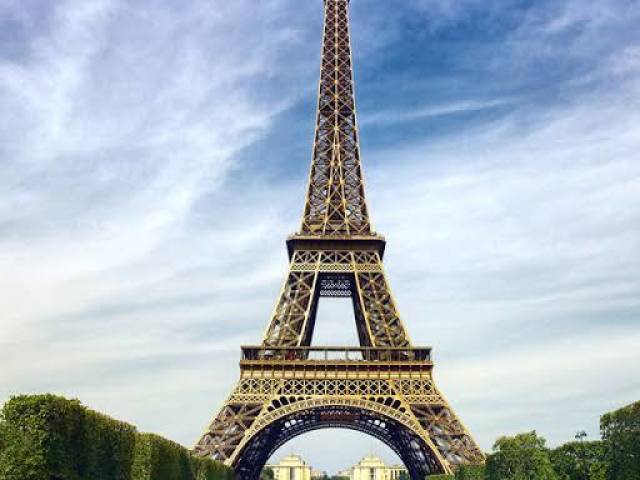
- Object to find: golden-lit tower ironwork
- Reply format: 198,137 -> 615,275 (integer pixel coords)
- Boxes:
194,1 -> 484,478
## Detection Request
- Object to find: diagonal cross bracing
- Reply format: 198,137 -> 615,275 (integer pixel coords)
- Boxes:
301,0 -> 371,236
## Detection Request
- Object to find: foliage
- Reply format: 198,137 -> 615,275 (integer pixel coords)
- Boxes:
601,400 -> 640,480
0,394 -> 136,480
550,441 -> 606,480
0,394 -> 232,480
9,395 -> 640,480
260,468 -> 275,480
132,433 -> 193,480
133,433 -> 233,480
193,455 -> 234,480
485,431 -> 557,480
456,464 -> 486,480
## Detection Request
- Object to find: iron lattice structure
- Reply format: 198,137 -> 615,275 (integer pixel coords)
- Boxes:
194,1 -> 484,478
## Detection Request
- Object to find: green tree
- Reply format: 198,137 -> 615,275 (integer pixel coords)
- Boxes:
550,441 -> 606,480
260,468 -> 275,480
601,401 -> 640,480
455,464 -> 486,480
485,431 -> 557,480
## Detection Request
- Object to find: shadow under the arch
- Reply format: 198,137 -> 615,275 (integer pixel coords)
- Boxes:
234,403 -> 446,480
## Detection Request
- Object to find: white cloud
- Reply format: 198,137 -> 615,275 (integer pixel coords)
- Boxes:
0,0 -> 307,431
360,98 -> 514,126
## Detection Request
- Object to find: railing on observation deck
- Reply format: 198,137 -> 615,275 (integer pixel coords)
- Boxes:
240,346 -> 432,363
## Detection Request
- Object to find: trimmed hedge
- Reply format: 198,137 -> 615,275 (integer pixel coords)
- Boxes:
0,394 -> 233,480
132,433 -> 234,480
193,454 -> 235,480
132,433 -> 192,480
428,475 -> 455,479
0,394 -> 136,480
601,400 -> 640,480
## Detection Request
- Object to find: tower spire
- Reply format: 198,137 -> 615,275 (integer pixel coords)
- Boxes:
301,0 -> 371,236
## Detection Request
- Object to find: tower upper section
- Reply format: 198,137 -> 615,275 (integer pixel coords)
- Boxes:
299,0 -> 372,238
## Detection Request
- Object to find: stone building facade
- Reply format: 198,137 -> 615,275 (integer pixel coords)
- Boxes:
265,455 -> 312,480
349,455 -> 407,480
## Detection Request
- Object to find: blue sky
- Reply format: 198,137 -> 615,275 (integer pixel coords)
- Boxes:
1,0 -> 640,474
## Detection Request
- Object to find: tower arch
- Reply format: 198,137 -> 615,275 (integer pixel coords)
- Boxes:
233,399 -> 447,480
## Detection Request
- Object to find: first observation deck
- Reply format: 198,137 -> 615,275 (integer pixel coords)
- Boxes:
239,346 -> 434,379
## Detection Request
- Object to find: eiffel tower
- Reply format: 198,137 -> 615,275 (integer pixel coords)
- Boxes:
194,1 -> 484,478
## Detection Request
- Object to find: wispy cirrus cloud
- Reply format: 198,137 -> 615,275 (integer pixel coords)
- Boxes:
360,98 -> 515,126
0,0 -> 313,444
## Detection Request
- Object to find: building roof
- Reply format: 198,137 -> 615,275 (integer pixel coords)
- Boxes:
355,455 -> 386,466
265,454 -> 309,468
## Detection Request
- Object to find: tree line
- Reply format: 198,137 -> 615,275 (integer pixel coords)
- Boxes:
433,399 -> 639,480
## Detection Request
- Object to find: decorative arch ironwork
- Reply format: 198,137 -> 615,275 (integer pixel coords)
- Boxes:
232,399 -> 447,480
